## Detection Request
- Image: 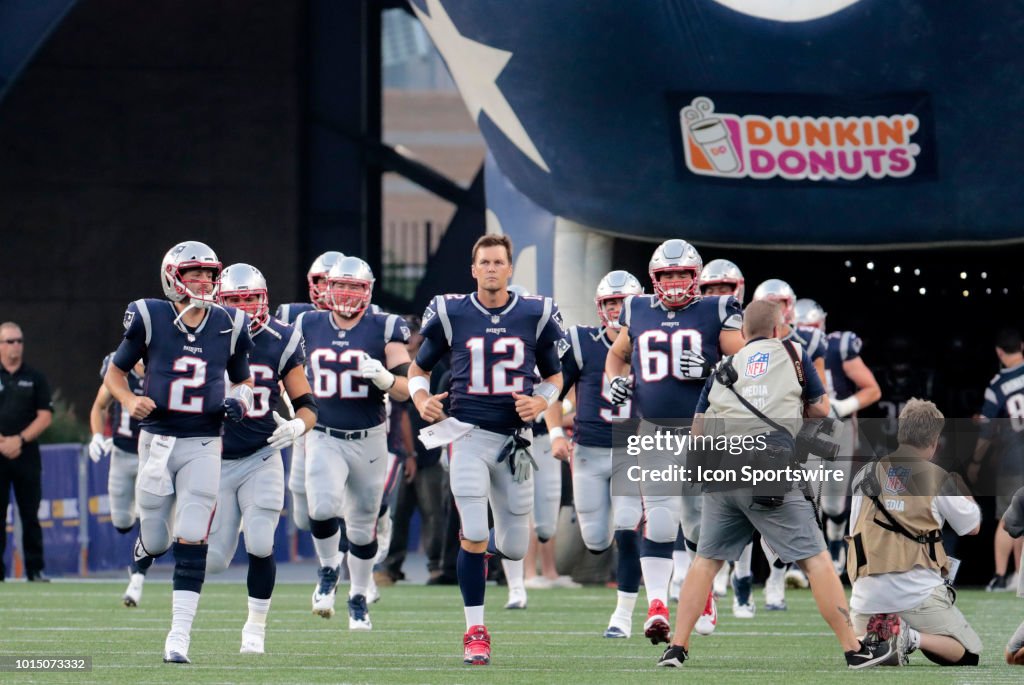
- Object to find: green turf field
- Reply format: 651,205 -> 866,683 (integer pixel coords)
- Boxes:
1,582 -> 1022,684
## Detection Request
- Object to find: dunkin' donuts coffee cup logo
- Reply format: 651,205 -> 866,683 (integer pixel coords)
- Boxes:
681,96 -> 922,181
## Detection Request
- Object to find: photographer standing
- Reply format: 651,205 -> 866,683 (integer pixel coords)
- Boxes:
847,399 -> 981,667
658,301 -> 893,670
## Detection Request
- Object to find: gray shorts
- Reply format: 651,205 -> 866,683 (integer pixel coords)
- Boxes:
696,487 -> 826,564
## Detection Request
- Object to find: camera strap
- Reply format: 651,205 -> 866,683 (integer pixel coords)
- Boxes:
724,383 -> 790,436
782,339 -> 806,388
856,466 -> 943,562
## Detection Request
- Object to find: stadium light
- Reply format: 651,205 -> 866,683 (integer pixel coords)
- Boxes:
866,261 -> 874,270
892,285 -> 900,292
894,266 -> 901,274
849,276 -> 857,283
919,287 -> 926,295
960,272 -> 968,279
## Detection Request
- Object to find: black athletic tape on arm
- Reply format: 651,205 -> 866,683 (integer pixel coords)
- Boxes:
291,392 -> 318,418
389,362 -> 410,377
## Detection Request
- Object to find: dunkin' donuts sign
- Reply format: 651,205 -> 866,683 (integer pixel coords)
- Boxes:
680,96 -> 924,182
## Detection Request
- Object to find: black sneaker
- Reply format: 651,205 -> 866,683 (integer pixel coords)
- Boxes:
27,571 -> 51,583
987,574 -> 1010,592
846,639 -> 894,670
657,645 -> 688,668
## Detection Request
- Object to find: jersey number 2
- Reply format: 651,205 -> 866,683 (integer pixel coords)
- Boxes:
169,356 -> 207,413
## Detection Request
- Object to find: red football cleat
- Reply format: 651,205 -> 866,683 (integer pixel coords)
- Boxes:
643,599 -> 671,644
463,624 -> 491,665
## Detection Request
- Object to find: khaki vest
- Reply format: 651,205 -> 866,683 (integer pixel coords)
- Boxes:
846,449 -> 949,582
705,338 -> 804,438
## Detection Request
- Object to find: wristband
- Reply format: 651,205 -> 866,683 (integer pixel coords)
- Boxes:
533,381 -> 558,408
549,427 -> 565,441
409,375 -> 431,398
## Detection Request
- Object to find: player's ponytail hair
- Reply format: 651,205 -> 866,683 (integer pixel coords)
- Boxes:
472,234 -> 514,264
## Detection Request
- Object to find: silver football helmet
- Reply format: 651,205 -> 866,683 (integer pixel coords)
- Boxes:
648,239 -> 703,308
160,241 -> 221,309
595,270 -> 643,329
699,258 -> 745,303
752,278 -> 797,323
794,298 -> 827,330
327,256 -> 374,317
507,284 -> 531,297
218,263 -> 270,331
307,251 -> 345,309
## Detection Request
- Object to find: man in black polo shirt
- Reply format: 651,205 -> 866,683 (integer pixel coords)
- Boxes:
0,322 -> 53,581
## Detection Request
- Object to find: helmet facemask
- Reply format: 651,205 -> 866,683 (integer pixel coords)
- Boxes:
651,268 -> 700,308
596,295 -> 626,329
172,264 -> 221,310
308,273 -> 330,309
328,277 -> 372,317
219,290 -> 270,332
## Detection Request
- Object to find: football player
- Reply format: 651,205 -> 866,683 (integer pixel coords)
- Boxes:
549,270 -> 645,636
104,241 -> 254,664
693,259 -> 756,619
969,329 -> 1024,591
606,239 -> 744,642
409,234 -> 566,665
795,298 -> 881,575
206,264 -> 317,654
752,279 -> 828,602
88,354 -> 148,607
277,251 -> 343,535
297,256 -> 411,631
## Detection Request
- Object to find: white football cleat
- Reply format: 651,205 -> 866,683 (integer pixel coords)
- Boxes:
732,598 -> 756,619
312,565 -> 340,618
505,585 -> 528,609
162,630 -> 191,664
764,565 -> 787,611
784,567 -> 809,589
347,594 -> 372,631
712,563 -> 729,598
123,572 -> 145,608
240,622 -> 265,654
524,575 -> 553,590
694,592 -> 718,636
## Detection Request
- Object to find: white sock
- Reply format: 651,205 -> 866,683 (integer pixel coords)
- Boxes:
672,549 -> 691,584
735,542 -> 753,579
612,590 -> 638,622
641,556 -> 674,605
464,605 -> 485,630
907,627 -> 921,651
502,559 -> 525,591
247,597 -> 271,627
348,552 -> 374,597
313,531 -> 342,570
171,590 -> 200,637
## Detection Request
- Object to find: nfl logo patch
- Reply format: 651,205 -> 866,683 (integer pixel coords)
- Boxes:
884,466 -> 911,495
744,352 -> 769,379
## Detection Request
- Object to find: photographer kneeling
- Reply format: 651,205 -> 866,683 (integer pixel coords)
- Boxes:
847,399 -> 981,666
658,301 -> 893,670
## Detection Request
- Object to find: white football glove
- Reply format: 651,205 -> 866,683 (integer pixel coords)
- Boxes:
678,349 -> 713,380
357,353 -> 396,391
609,375 -> 633,406
88,432 -> 113,463
830,395 -> 860,418
267,411 -> 306,450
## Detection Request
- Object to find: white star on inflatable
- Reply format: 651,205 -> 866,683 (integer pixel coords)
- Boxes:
412,0 -> 550,173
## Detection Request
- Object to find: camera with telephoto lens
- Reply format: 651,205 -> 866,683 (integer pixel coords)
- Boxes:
794,417 -> 840,463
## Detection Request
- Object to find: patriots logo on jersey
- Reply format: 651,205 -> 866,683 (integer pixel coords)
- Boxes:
884,466 -> 911,495
422,305 -> 436,327
400,323 -> 411,339
556,337 -> 571,359
123,310 -> 135,330
744,351 -> 770,379
552,309 -> 566,333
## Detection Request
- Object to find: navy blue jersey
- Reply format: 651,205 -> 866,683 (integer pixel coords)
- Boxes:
299,309 -> 410,430
562,325 -> 633,447
791,326 -> 827,363
621,294 -> 742,420
416,292 -> 568,433
222,317 -> 306,458
981,362 -> 1024,440
825,330 -> 862,400
275,302 -> 317,325
100,353 -> 144,453
112,299 -> 253,438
